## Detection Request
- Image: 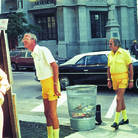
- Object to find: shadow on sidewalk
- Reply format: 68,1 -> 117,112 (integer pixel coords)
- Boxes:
20,121 -> 77,138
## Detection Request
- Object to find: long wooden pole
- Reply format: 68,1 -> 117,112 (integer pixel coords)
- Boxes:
0,30 -> 20,138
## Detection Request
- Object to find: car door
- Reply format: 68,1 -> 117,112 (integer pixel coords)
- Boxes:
25,52 -> 34,67
15,51 -> 27,67
84,54 -> 108,85
59,56 -> 89,84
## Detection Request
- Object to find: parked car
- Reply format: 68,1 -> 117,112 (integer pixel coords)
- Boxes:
55,57 -> 69,65
59,51 -> 138,90
10,50 -> 35,71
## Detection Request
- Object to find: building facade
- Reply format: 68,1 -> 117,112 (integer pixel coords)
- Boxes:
0,0 -> 137,58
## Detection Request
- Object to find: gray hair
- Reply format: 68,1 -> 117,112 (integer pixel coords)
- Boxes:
112,38 -> 121,47
24,33 -> 37,43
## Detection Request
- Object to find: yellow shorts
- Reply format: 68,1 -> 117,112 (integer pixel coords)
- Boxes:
111,72 -> 129,90
40,76 -> 61,101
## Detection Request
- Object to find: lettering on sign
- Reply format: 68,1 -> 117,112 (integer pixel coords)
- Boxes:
0,19 -> 8,30
35,0 -> 55,5
89,0 -> 108,2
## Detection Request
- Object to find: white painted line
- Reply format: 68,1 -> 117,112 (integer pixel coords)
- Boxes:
31,91 -> 67,112
105,95 -> 117,118
57,91 -> 67,107
31,103 -> 44,112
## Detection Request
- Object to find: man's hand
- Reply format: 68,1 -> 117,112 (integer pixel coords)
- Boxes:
55,90 -> 61,97
0,92 -> 4,105
54,84 -> 61,97
129,81 -> 133,89
107,81 -> 112,89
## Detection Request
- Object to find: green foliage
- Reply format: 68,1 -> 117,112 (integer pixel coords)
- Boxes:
6,12 -> 42,43
6,12 -> 27,39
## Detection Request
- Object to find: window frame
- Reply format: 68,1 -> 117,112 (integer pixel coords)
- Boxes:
90,11 -> 108,38
36,14 -> 57,41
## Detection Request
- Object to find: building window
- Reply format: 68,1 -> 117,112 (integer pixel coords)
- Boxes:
36,15 -> 57,40
90,12 -> 108,38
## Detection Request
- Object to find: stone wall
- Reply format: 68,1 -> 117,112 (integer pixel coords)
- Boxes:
38,40 -> 58,58
1,0 -> 137,58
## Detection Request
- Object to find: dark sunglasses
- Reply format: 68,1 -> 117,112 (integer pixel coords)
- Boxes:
108,43 -> 112,45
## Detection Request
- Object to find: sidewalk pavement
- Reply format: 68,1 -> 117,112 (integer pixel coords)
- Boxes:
19,114 -> 138,138
65,122 -> 138,138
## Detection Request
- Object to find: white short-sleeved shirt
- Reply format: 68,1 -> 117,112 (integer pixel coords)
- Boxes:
31,45 -> 55,80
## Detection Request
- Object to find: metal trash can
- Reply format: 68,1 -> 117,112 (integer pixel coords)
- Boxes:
66,85 -> 97,131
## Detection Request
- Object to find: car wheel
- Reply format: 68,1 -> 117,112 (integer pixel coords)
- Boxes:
59,76 -> 71,90
134,76 -> 138,90
11,63 -> 18,71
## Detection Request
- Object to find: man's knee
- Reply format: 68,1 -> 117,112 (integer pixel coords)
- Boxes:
44,110 -> 50,117
116,96 -> 122,104
49,112 -> 57,119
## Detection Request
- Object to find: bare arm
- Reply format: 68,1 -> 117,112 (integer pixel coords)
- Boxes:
107,67 -> 111,80
128,63 -> 134,89
50,62 -> 59,83
107,67 -> 112,89
50,62 -> 61,96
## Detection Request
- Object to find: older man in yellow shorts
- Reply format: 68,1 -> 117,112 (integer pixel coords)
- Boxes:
107,38 -> 134,129
23,33 -> 61,138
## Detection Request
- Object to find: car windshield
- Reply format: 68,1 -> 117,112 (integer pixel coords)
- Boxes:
61,55 -> 84,65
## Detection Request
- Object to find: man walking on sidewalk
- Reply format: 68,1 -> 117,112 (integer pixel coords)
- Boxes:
107,38 -> 134,129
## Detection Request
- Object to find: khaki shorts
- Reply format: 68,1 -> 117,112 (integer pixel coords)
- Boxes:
111,72 -> 129,90
40,76 -> 60,101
